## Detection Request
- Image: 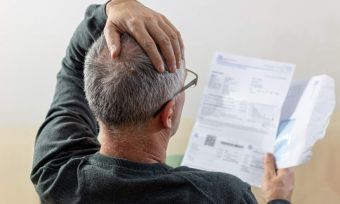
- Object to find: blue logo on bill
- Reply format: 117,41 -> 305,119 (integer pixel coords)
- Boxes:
275,119 -> 295,160
217,54 -> 224,65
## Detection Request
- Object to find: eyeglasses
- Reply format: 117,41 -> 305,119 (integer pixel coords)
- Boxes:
153,68 -> 198,117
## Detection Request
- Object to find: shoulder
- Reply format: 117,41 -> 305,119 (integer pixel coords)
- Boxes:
173,166 -> 248,187
172,166 -> 257,203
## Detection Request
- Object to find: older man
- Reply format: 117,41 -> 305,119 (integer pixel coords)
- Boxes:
31,1 -> 293,204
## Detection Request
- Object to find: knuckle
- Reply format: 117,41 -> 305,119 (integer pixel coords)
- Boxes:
159,37 -> 171,45
174,29 -> 181,37
103,25 -> 110,35
127,18 -> 141,29
144,41 -> 155,50
265,159 -> 272,165
168,32 -> 178,41
154,14 -> 164,21
274,179 -> 284,186
145,15 -> 155,22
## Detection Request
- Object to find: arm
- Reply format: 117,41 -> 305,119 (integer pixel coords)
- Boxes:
31,4 -> 107,180
31,0 -> 184,185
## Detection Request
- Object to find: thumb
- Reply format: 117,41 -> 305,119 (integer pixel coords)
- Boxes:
104,23 -> 121,58
264,153 -> 276,179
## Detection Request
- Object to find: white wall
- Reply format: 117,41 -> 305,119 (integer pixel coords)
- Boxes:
1,0 -> 339,125
1,0 -> 98,125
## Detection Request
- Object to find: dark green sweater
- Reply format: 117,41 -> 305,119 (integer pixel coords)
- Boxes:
30,4 -> 289,204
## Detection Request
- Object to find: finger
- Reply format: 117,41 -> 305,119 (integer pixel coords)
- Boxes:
104,22 -> 121,58
130,25 -> 165,72
161,15 -> 185,60
146,20 -> 176,72
264,153 -> 277,179
158,20 -> 181,70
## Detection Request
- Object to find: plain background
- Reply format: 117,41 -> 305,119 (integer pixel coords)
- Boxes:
1,0 -> 339,126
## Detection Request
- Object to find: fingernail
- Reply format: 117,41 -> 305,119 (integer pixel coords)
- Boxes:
110,45 -> 117,58
171,64 -> 176,72
265,153 -> 270,160
181,49 -> 185,59
179,59 -> 185,68
159,64 -> 165,72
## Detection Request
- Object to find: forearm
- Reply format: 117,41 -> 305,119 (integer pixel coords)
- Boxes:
31,4 -> 108,180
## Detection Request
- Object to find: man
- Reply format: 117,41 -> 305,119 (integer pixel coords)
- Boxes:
31,1 -> 294,203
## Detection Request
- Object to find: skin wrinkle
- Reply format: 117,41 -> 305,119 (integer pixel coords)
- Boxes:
84,33 -> 186,164
84,33 -> 185,129
98,120 -> 170,164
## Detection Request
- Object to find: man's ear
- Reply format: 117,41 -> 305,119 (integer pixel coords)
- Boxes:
160,99 -> 176,129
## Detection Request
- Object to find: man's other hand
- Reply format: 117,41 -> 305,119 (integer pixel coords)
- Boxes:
105,0 -> 184,73
262,153 -> 294,203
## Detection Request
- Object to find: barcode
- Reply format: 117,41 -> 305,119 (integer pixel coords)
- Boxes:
204,135 -> 217,147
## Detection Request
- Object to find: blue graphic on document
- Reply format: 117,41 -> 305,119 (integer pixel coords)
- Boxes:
274,119 -> 295,160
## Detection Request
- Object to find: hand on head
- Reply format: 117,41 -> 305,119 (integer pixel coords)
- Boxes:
262,153 -> 295,203
105,0 -> 184,73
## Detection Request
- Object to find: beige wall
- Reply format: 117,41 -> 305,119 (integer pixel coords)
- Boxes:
0,127 -> 39,203
1,113 -> 339,203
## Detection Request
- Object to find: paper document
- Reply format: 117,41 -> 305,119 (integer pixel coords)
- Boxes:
182,53 -> 336,186
275,75 -> 336,167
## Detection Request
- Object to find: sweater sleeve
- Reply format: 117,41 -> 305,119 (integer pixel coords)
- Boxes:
267,199 -> 291,204
31,3 -> 107,183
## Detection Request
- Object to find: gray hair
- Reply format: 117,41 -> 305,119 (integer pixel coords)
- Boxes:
84,34 -> 185,129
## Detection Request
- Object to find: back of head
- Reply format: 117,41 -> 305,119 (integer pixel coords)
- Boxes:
84,34 -> 185,129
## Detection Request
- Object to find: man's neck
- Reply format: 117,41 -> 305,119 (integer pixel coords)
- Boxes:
98,125 -> 170,164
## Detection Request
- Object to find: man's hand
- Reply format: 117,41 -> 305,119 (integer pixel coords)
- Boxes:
105,0 -> 184,73
262,153 -> 294,203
